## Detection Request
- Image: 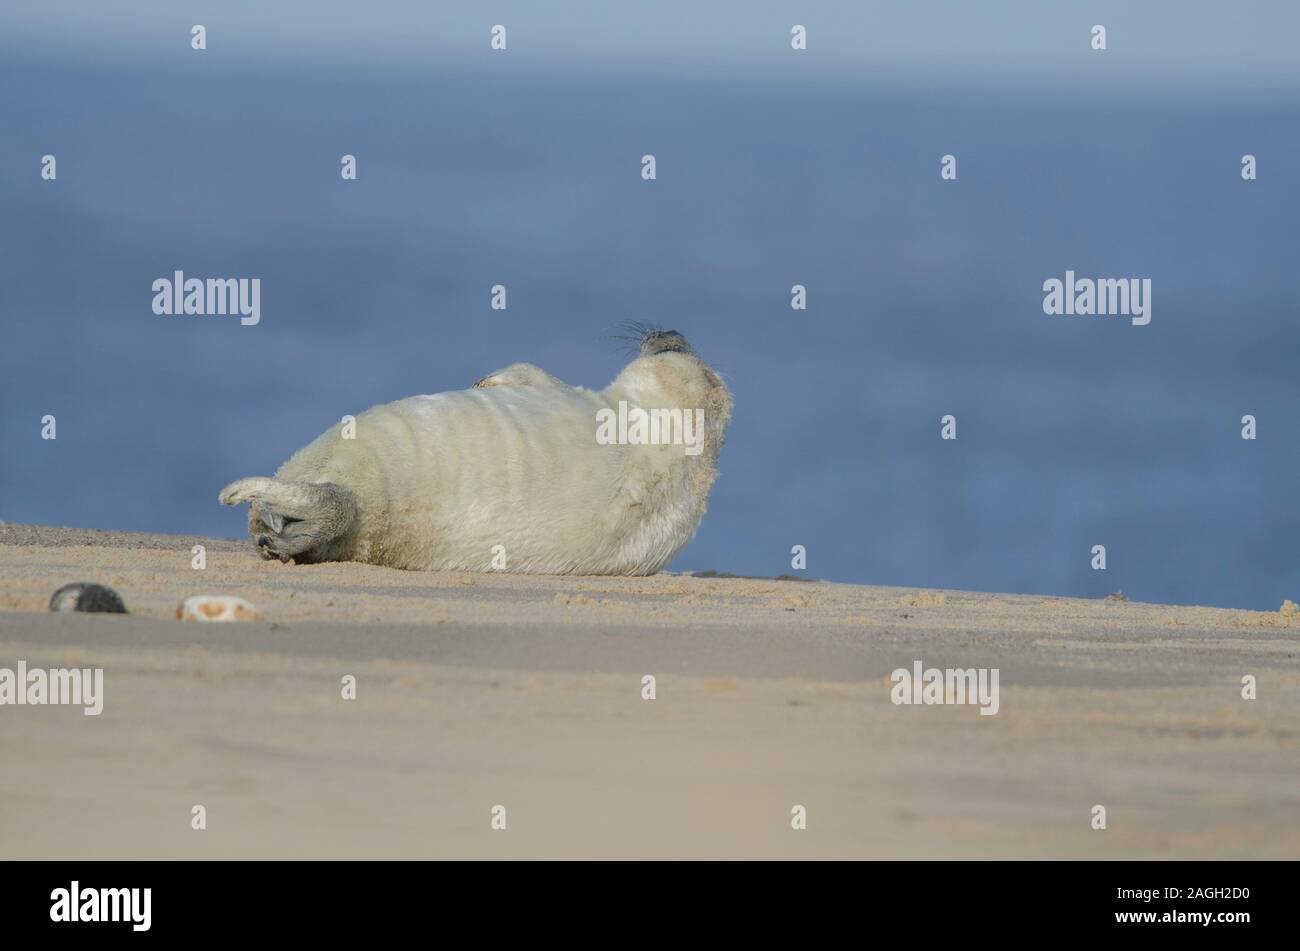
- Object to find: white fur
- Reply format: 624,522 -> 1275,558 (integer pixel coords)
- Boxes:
220,347 -> 732,575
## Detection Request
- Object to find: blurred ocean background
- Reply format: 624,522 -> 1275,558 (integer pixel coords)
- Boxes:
2,1 -> 1298,609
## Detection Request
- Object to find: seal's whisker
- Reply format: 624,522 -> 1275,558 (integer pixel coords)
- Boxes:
606,320 -> 660,357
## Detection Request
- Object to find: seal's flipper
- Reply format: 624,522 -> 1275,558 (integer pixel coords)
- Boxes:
251,501 -> 284,534
219,477 -> 357,562
473,363 -> 564,389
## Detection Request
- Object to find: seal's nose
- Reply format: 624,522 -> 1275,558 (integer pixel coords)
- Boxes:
640,329 -> 692,355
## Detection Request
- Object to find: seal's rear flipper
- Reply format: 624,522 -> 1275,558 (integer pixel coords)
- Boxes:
251,501 -> 284,534
219,477 -> 357,562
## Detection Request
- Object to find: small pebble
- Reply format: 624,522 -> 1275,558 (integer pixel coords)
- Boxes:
49,582 -> 127,614
177,595 -> 262,623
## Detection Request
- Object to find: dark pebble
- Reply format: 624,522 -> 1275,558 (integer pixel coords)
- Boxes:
49,582 -> 128,614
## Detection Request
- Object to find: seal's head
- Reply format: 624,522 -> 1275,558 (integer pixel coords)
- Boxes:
615,321 -> 694,358
607,323 -> 732,462
638,327 -> 694,356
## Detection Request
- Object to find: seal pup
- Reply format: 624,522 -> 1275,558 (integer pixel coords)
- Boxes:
219,328 -> 731,575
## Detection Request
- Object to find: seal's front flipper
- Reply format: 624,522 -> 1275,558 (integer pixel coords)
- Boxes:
472,363 -> 564,389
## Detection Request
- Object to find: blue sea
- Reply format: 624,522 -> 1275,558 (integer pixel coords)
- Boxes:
2,50 -> 1298,609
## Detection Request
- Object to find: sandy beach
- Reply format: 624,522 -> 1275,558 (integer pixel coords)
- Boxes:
1,522 -> 1297,859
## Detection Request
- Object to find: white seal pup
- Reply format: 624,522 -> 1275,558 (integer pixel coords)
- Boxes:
218,328 -> 732,575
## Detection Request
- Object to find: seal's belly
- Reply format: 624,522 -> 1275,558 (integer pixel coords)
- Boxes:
355,387 -> 634,570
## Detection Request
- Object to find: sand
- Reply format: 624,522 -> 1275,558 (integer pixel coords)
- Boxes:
1,522 -> 1297,859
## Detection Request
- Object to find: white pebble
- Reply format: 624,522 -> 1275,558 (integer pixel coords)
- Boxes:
177,595 -> 262,623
